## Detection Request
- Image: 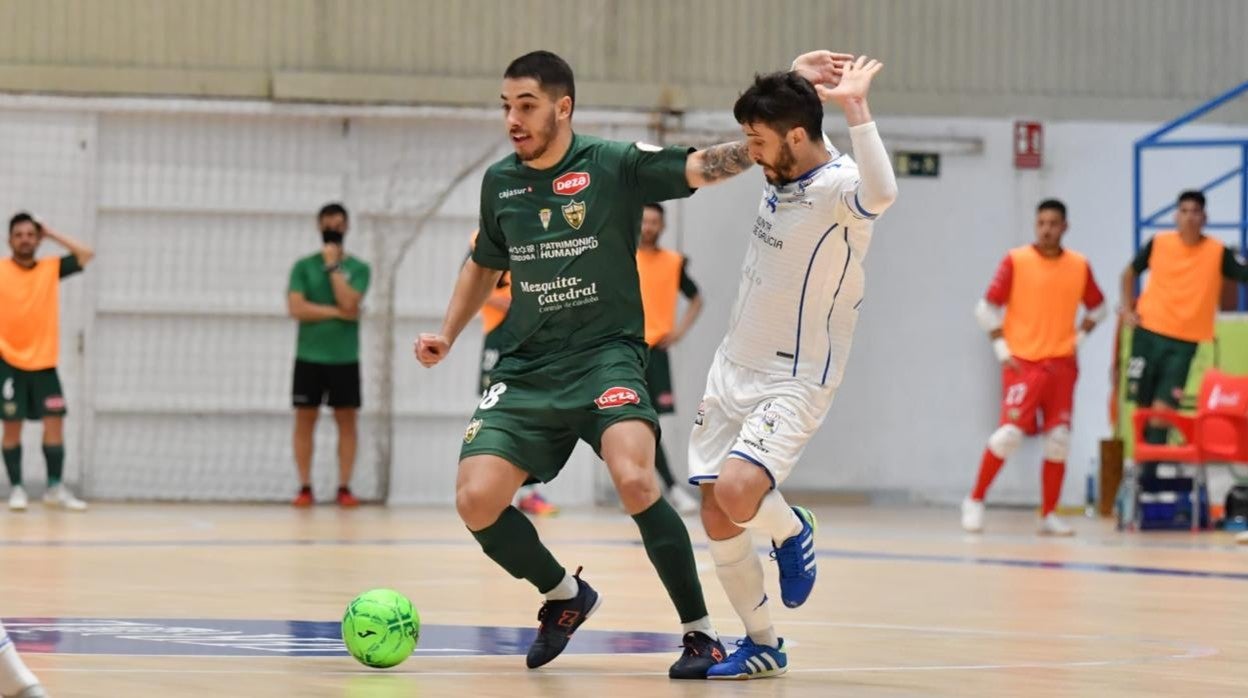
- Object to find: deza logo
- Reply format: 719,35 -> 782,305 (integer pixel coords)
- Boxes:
595,386 -> 640,410
553,171 -> 591,196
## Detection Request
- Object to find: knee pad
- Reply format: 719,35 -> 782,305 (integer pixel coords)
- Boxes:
1043,425 -> 1071,461
987,424 -> 1024,459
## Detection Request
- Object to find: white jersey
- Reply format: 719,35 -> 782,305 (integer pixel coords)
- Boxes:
720,153 -> 880,387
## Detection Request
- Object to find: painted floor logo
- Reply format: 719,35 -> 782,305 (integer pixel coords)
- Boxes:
0,618 -> 682,657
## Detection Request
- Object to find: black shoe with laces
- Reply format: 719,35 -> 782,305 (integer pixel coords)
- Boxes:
668,630 -> 727,679
525,567 -> 602,669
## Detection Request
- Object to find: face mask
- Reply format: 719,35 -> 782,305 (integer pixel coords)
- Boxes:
322,229 -> 344,245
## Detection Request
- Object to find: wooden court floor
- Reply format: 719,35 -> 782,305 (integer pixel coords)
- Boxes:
1,502 -> 1246,697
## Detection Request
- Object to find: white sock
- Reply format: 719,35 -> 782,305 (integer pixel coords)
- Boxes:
708,532 -> 779,648
0,626 -> 40,697
735,490 -> 802,546
543,572 -> 578,601
681,616 -> 718,640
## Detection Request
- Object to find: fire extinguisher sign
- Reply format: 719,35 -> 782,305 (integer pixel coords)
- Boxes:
1014,121 -> 1043,169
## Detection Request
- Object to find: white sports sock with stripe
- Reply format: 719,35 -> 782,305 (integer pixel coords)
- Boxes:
735,490 -> 803,546
0,623 -> 40,697
708,531 -> 779,649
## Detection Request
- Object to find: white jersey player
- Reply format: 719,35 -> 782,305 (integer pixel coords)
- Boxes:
694,54 -> 897,680
0,621 -> 45,698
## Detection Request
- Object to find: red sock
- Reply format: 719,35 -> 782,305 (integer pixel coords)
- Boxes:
971,449 -> 1006,501
1041,459 -> 1065,515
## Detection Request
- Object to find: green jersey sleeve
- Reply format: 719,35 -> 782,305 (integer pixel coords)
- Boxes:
1131,239 -> 1153,275
58,254 -> 83,279
349,260 -> 371,295
288,260 -> 307,294
616,141 -> 696,203
472,178 -> 511,270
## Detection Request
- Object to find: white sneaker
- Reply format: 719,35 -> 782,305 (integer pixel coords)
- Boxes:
8,485 -> 28,512
961,497 -> 984,533
667,486 -> 699,515
44,484 -> 87,511
13,685 -> 49,698
1037,513 -> 1074,536
1236,531 -> 1248,545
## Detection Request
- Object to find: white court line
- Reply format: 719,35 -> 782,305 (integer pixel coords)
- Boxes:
35,638 -> 1217,677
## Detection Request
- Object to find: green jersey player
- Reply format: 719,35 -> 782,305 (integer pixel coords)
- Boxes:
416,49 -> 846,679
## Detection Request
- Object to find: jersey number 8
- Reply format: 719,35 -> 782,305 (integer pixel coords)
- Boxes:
479,383 -> 508,410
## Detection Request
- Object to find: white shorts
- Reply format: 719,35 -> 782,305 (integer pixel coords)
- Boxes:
688,351 -> 836,488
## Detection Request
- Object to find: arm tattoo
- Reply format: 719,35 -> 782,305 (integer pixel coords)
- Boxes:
697,141 -> 753,182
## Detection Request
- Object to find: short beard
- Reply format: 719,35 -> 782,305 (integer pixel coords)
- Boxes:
761,142 -> 798,186
520,112 -> 559,164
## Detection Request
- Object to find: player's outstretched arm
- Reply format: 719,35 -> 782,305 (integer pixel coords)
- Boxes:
416,258 -> 503,368
820,56 -> 898,216
685,141 -> 754,188
39,220 -> 94,267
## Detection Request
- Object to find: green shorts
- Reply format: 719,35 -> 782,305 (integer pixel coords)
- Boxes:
645,347 -> 676,415
1127,327 -> 1198,408
459,341 -> 659,483
0,357 -> 67,422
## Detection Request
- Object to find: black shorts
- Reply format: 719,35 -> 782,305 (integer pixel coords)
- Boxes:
645,347 -> 675,415
292,360 -> 361,409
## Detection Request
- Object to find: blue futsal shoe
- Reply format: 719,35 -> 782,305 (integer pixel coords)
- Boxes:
771,506 -> 817,608
706,637 -> 788,679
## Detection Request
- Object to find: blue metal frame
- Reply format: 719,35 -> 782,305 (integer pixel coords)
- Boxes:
1133,81 -> 1248,310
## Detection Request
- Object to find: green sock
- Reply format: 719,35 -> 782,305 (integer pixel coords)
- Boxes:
654,440 -> 676,489
470,505 -> 566,594
631,497 -> 708,623
43,444 -> 65,486
3,445 -> 20,486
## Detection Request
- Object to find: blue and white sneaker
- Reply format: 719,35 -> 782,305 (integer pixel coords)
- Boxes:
771,506 -> 817,608
706,637 -> 788,679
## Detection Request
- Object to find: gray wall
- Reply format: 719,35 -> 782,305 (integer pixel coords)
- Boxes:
0,0 -> 1244,121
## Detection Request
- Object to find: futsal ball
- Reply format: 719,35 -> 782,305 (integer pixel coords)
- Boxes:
341,588 -> 420,668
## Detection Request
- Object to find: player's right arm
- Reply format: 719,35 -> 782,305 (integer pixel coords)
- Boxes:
286,262 -> 348,321
287,292 -> 347,322
417,196 -> 508,368
975,255 -> 1017,368
417,259 -> 503,368
1119,239 -> 1152,326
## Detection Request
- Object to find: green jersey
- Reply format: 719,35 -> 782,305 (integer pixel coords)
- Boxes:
473,134 -> 694,371
288,253 -> 371,364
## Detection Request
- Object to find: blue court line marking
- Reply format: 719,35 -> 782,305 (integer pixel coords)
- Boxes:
2,536 -> 1246,583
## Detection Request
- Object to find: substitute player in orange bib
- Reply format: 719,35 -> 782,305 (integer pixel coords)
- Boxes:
1,212 -> 93,513
962,199 -> 1108,535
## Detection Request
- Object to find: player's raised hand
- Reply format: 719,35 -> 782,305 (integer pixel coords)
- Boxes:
415,333 -> 451,367
817,55 -> 883,104
791,50 -> 853,89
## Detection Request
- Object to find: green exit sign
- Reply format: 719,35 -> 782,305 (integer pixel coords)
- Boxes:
895,151 -> 940,177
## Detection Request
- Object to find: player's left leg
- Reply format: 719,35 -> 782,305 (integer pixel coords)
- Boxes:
36,369 -> 83,512
331,408 -> 358,507
715,457 -> 815,609
0,621 -> 45,698
1036,359 -> 1078,536
597,418 -> 725,679
327,362 -> 362,507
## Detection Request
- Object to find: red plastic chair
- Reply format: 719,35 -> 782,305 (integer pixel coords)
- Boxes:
1194,369 -> 1248,462
1129,369 -> 1248,531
